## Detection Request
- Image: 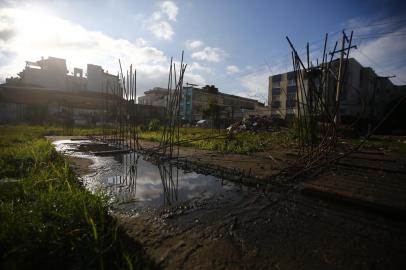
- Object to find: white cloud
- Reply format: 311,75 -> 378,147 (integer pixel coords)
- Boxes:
351,27 -> 406,85
189,62 -> 211,73
185,40 -> 204,50
147,20 -> 174,40
146,1 -> 178,40
183,73 -> 206,86
0,7 -> 205,94
238,66 -> 269,103
134,37 -> 147,46
326,16 -> 406,85
226,65 -> 239,74
161,1 -> 178,21
191,46 -> 226,62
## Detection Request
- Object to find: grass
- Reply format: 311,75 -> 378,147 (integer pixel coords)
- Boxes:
0,125 -> 155,270
0,125 -> 104,149
138,127 -> 296,154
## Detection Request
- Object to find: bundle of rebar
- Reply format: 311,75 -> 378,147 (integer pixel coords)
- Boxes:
99,61 -> 139,151
159,51 -> 187,160
287,31 -> 356,169
119,60 -> 139,151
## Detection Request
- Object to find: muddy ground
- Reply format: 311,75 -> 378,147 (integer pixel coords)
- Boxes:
48,136 -> 406,269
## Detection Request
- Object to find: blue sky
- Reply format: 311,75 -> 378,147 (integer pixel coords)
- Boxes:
0,0 -> 405,102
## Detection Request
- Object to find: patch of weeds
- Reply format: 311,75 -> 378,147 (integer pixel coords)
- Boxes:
138,127 -> 295,154
0,125 -> 156,269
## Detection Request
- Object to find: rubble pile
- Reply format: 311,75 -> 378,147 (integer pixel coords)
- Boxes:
227,115 -> 287,134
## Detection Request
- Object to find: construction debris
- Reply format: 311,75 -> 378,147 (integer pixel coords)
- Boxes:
227,115 -> 287,134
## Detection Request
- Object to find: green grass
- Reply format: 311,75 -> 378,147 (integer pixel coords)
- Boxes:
0,125 -> 155,270
139,127 -> 295,154
0,124 -> 103,147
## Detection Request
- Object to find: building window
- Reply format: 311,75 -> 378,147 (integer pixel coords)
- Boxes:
288,79 -> 296,86
272,88 -> 281,95
272,81 -> 281,88
272,74 -> 282,83
287,93 -> 295,100
286,100 -> 296,108
287,85 -> 297,94
271,101 -> 280,108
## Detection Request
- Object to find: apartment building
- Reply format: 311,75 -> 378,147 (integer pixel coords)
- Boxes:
268,58 -> 404,123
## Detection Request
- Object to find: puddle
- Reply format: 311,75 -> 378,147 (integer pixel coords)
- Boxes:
53,139 -> 239,209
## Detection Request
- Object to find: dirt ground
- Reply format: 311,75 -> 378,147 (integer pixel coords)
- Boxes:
49,136 -> 406,269
137,139 -> 298,183
119,188 -> 406,270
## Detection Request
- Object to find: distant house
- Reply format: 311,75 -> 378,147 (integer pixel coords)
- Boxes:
138,87 -> 170,107
179,85 -> 264,125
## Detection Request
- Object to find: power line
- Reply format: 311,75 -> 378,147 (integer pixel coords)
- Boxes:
345,17 -> 406,31
354,33 -> 406,40
208,16 -> 406,87
356,47 -> 406,85
354,29 -> 406,37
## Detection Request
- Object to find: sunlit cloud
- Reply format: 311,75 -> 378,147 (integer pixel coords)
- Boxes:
185,40 -> 204,50
145,1 -> 177,40
160,1 -> 178,21
146,20 -> 174,40
0,6 -> 205,93
191,46 -> 227,62
226,65 -> 239,74
189,62 -> 212,73
351,29 -> 406,85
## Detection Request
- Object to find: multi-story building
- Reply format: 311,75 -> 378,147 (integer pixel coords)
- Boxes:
138,87 -> 169,107
86,64 -> 118,93
180,85 -> 264,124
13,56 -> 120,94
268,58 -> 404,123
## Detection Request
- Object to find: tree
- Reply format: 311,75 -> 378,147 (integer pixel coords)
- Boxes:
202,97 -> 221,129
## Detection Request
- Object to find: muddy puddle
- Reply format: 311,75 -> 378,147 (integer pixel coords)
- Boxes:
53,139 -> 241,211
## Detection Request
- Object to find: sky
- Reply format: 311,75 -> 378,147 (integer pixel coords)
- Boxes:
0,0 -> 406,103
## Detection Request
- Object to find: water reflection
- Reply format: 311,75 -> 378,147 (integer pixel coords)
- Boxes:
158,163 -> 179,207
84,151 -> 234,208
107,152 -> 140,204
